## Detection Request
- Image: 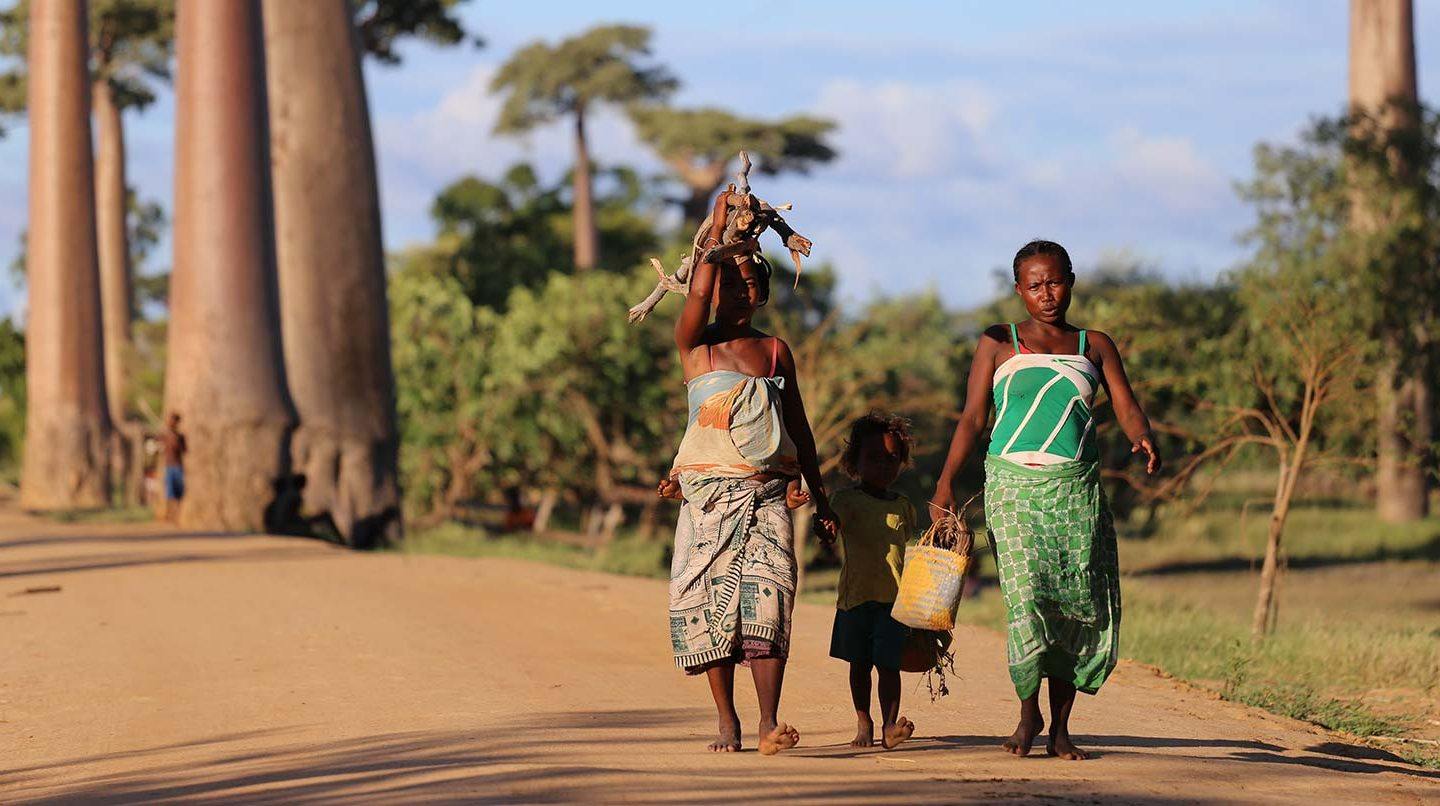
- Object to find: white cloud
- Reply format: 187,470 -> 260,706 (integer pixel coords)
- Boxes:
1108,126 -> 1227,212
813,78 -> 997,180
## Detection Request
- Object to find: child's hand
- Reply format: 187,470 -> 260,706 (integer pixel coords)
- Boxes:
656,476 -> 683,501
785,480 -> 810,510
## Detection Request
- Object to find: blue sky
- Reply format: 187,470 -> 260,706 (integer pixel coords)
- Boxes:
3,1 -> 1440,316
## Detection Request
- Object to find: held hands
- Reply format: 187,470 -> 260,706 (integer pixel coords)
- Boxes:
1131,433 -> 1162,475
813,502 -> 840,548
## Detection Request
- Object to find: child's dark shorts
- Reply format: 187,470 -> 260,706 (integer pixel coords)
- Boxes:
829,600 -> 909,671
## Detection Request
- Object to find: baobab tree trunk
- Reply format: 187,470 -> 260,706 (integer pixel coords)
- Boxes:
166,0 -> 294,531
93,77 -> 146,506
20,0 -> 111,510
263,0 -> 401,548
1349,0 -> 1430,522
672,159 -> 728,232
572,106 -> 599,270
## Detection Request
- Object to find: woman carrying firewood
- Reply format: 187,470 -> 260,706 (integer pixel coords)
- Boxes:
657,188 -> 836,755
930,239 -> 1161,761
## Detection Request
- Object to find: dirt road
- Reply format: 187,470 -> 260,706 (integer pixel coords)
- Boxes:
1,509 -> 1436,803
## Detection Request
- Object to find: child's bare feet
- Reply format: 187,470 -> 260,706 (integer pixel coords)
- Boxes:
758,721 -> 800,755
882,716 -> 915,749
1046,729 -> 1089,760
708,715 -> 742,752
850,714 -> 874,747
1002,715 -> 1043,756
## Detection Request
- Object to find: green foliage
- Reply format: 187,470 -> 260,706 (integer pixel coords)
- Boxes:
424,162 -> 661,307
0,316 -> 22,479
490,24 -> 676,132
647,109 -> 836,177
0,0 -> 175,130
351,0 -> 480,65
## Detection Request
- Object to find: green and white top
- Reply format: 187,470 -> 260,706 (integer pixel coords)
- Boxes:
988,324 -> 1099,466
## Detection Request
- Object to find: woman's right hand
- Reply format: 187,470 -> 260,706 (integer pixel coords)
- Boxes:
928,486 -> 956,524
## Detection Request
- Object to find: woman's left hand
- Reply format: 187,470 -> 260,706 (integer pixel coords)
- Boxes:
1131,433 -> 1162,475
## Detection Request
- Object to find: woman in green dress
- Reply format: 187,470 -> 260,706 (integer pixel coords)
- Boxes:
930,239 -> 1161,761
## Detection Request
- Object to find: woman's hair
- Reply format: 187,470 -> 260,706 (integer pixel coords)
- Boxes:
840,411 -> 915,479
1012,239 -> 1074,283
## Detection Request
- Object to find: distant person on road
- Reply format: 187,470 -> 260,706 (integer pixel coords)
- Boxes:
160,412 -> 188,523
658,188 -> 836,755
930,239 -> 1161,761
824,412 -> 919,750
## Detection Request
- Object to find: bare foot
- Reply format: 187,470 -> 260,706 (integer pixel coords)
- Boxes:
1002,715 -> 1044,757
851,714 -> 875,748
1046,730 -> 1089,761
708,715 -> 741,752
758,721 -> 800,755
882,716 -> 915,749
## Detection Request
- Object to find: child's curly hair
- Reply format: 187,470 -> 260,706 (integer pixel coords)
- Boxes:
840,411 -> 915,479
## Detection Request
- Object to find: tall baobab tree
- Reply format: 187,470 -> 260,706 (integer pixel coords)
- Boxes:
165,0 -> 293,530
491,24 -> 676,270
263,0 -> 400,547
2,1 -> 174,504
20,0 -> 111,510
628,106 -> 837,229
1349,0 -> 1431,521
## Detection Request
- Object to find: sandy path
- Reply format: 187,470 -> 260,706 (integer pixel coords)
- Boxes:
1,510 -> 1436,804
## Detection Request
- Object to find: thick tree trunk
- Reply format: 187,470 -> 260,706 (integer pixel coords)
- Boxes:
166,0 -> 294,531
572,107 -> 598,270
263,0 -> 402,548
673,159 -> 728,232
93,78 -> 146,506
531,487 -> 559,534
20,0 -> 111,510
1350,0 -> 1430,521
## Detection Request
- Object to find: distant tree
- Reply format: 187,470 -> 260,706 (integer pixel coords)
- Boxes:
629,106 -> 837,227
491,24 -> 676,270
426,162 -> 660,308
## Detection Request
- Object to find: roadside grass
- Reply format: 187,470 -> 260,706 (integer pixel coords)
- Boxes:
46,505 -> 155,524
399,521 -> 670,580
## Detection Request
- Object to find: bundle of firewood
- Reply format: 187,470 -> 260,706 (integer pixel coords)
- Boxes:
626,150 -> 814,324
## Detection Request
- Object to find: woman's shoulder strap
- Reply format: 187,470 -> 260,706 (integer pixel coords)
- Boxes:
1078,329 -> 1088,355
770,336 -> 781,376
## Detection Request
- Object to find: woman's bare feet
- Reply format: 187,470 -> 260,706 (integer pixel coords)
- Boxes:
707,714 -> 742,752
1046,729 -> 1089,760
882,716 -> 915,749
851,714 -> 875,748
1002,714 -> 1044,756
758,721 -> 800,755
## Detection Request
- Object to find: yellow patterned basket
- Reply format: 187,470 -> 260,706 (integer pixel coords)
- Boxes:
890,501 -> 976,631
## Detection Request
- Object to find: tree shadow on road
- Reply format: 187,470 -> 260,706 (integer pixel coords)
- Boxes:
4,712 -> 1245,804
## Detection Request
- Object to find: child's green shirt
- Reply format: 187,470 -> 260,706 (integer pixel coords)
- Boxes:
832,486 -> 916,610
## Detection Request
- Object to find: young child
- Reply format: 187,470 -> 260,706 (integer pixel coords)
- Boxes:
824,412 -> 919,749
